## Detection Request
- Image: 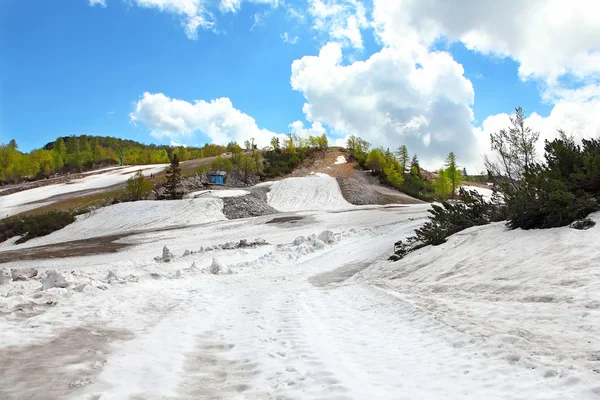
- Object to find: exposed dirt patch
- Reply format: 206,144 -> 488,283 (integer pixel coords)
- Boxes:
0,234 -> 131,263
309,261 -> 371,287
0,325 -> 133,400
265,216 -> 305,224
337,171 -> 425,205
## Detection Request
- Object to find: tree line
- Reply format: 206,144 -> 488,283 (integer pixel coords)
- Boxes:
0,135 -> 228,184
390,106 -> 600,261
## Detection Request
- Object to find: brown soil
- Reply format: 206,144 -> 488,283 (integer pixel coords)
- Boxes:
0,234 -> 131,264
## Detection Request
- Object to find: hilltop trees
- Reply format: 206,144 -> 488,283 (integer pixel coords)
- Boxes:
0,135 -> 228,184
346,135 -> 371,166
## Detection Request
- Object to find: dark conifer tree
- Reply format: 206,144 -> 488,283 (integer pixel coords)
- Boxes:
164,154 -> 183,200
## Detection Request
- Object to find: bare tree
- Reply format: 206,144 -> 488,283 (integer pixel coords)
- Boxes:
484,107 -> 539,189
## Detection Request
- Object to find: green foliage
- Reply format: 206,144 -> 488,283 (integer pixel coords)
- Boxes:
346,135 -> 371,167
285,134 -> 297,154
0,211 -> 78,244
0,135 -> 225,185
486,106 -> 540,187
395,145 -> 409,172
366,149 -> 387,174
163,155 -> 183,200
444,152 -> 462,195
226,141 -> 243,155
123,171 -> 154,202
434,169 -> 452,198
209,156 -> 234,174
308,134 -> 328,150
238,154 -> 262,182
390,189 -> 506,260
504,132 -> 600,229
383,163 -> 404,188
410,154 -> 420,176
270,136 -> 281,150
261,148 -> 310,179
400,173 -> 436,201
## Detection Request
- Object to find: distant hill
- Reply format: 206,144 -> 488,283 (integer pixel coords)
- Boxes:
1,135 -> 227,184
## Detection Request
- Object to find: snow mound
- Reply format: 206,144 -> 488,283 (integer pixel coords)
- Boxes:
268,174 -> 353,212
334,156 -> 347,165
460,185 -> 494,200
21,198 -> 227,245
40,269 -> 76,290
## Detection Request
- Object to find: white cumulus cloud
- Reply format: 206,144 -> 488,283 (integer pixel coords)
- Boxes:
89,0 -> 106,7
129,92 -> 278,147
291,42 -> 482,171
371,0 -> 600,85
308,0 -> 368,49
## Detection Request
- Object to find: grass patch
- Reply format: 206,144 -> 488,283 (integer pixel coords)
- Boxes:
0,211 -> 79,244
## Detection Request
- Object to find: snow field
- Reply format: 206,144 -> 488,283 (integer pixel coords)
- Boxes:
267,173 -> 353,212
0,164 -> 168,217
356,212 -> 600,399
11,198 -> 227,247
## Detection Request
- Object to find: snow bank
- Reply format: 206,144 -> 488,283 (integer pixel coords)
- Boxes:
460,185 -> 494,200
268,174 -> 353,212
0,164 -> 168,217
358,212 -> 600,395
186,189 -> 250,199
334,155 -> 347,165
22,198 -> 227,245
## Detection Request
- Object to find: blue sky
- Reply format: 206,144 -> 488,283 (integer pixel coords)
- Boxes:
1,0 -> 597,171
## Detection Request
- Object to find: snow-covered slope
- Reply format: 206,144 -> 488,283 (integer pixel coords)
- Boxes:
357,212 -> 600,398
19,198 -> 226,246
461,184 -> 494,200
0,164 -> 168,217
268,173 -> 353,212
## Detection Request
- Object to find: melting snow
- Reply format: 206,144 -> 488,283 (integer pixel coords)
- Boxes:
268,174 -> 353,212
334,155 -> 347,165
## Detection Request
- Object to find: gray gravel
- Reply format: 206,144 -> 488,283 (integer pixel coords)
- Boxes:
221,188 -> 277,219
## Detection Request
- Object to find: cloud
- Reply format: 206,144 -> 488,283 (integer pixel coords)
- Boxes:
289,120 -> 327,137
129,92 -> 279,147
281,32 -> 299,44
107,111 -> 115,115
308,0 -> 368,49
88,0 -> 106,7
371,0 -> 600,85
291,42 -> 482,171
90,0 -> 280,39
477,100 -> 600,168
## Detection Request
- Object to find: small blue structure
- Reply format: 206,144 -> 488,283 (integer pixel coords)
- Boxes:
207,171 -> 226,185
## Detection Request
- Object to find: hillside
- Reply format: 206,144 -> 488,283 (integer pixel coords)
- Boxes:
0,135 -> 227,185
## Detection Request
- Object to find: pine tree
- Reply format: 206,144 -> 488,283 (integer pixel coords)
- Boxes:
444,152 -> 462,196
395,145 -> 409,173
434,169 -> 452,198
164,154 -> 183,200
410,154 -> 420,176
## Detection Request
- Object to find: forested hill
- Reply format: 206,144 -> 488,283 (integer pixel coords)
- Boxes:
0,135 -> 227,184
